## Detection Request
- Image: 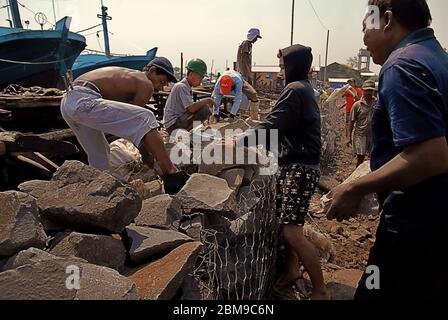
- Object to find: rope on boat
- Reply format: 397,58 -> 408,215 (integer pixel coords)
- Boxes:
0,52 -> 81,65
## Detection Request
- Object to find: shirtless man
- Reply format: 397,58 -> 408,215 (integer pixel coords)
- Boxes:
61,57 -> 188,193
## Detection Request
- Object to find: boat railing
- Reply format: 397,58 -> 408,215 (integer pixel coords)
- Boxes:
81,48 -> 129,57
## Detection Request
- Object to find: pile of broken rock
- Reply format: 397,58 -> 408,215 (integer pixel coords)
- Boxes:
0,149 -> 275,300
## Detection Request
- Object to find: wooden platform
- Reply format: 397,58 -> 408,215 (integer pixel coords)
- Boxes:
0,95 -> 63,109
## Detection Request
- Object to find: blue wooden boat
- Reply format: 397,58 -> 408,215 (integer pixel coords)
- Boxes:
0,0 -> 86,89
72,47 -> 158,79
72,3 -> 157,78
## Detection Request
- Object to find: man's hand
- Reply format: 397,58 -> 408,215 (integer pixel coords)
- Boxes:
205,98 -> 215,107
326,183 -> 364,222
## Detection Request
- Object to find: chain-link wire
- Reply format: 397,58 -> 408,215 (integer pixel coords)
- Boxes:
187,169 -> 279,300
320,92 -> 345,167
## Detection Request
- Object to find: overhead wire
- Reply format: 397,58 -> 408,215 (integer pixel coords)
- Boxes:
306,0 -> 328,31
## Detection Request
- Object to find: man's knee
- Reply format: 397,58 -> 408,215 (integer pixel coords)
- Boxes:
195,107 -> 212,121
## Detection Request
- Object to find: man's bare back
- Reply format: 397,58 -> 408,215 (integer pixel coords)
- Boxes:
77,67 -> 154,107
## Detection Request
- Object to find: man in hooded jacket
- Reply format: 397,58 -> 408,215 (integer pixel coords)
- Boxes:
236,44 -> 330,300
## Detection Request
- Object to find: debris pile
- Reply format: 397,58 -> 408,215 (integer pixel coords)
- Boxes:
0,119 -> 281,300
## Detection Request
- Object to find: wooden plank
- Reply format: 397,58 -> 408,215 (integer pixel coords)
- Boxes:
0,96 -> 62,109
0,131 -> 79,156
38,129 -> 74,141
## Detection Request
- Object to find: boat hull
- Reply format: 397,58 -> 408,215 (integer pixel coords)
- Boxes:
72,47 -> 158,79
0,28 -> 86,89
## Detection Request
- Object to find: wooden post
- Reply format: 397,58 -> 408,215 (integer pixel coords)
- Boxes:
181,52 -> 184,80
291,0 -> 295,46
324,30 -> 330,86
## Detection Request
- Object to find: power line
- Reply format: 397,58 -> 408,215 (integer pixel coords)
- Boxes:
83,30 -> 103,37
76,23 -> 102,34
306,0 -> 328,31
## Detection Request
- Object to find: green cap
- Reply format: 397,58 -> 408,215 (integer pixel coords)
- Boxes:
186,59 -> 207,77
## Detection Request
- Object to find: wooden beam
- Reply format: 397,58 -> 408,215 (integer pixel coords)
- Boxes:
38,129 -> 74,141
0,131 -> 79,156
0,96 -> 62,109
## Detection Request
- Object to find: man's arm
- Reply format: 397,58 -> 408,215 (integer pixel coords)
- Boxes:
142,129 -> 177,175
351,137 -> 447,194
327,137 -> 448,221
186,98 -> 214,114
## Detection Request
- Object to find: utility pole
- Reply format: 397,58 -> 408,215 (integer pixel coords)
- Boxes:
290,0 -> 295,46
319,54 -> 322,82
323,30 -> 330,86
180,52 -> 184,80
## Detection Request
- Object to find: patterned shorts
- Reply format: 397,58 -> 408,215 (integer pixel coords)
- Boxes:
276,164 -> 320,226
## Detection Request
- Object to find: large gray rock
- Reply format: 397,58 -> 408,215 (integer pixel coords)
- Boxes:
0,248 -> 137,300
230,212 -> 259,236
242,166 -> 256,186
16,180 -> 64,233
198,145 -> 269,177
181,274 -> 208,300
1,247 -> 85,271
176,174 -> 238,219
218,168 -> 245,193
134,194 -> 182,228
129,179 -> 163,200
126,226 -> 193,264
0,191 -> 47,257
49,231 -> 126,272
202,212 -> 232,245
237,186 -> 260,214
216,119 -> 251,137
18,161 -> 142,234
128,242 -> 202,300
179,214 -> 203,241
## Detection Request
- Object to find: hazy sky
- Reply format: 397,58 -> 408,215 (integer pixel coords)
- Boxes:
2,0 -> 447,74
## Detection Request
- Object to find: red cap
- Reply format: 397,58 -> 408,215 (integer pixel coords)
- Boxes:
219,75 -> 234,95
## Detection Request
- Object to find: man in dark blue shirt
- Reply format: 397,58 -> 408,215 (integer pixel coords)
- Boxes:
327,0 -> 448,299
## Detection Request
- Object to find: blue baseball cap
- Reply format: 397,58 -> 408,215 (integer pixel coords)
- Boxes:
147,57 -> 178,83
